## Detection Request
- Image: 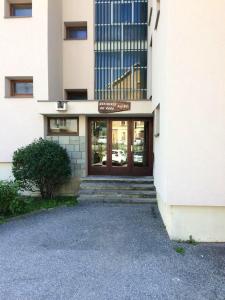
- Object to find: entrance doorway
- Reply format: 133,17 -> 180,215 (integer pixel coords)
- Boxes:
88,118 -> 153,176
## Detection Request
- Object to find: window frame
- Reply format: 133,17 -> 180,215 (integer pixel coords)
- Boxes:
65,22 -> 88,40
10,79 -> 33,98
47,117 -> 79,136
9,3 -> 32,18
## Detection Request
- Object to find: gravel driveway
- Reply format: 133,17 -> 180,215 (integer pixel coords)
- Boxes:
0,203 -> 224,300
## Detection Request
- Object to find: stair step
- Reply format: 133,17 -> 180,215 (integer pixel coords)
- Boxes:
81,176 -> 153,185
80,183 -> 155,191
79,189 -> 156,198
78,176 -> 156,204
78,195 -> 157,204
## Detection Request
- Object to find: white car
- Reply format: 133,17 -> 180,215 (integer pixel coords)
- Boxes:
102,150 -> 127,165
133,152 -> 144,164
98,136 -> 107,144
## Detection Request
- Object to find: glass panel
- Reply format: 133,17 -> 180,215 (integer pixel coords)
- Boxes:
134,2 -> 148,23
96,3 -> 111,24
12,5 -> 32,17
15,82 -> 33,95
68,28 -> 87,39
91,121 -> 108,167
113,3 -> 132,23
133,121 -> 149,167
49,118 -> 78,135
112,121 -> 128,167
95,0 -> 148,100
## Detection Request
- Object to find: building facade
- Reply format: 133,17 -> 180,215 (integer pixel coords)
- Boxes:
0,0 -> 225,241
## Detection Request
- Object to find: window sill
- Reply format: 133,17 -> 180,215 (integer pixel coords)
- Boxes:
47,133 -> 79,136
64,38 -> 87,41
5,96 -> 34,99
4,16 -> 32,19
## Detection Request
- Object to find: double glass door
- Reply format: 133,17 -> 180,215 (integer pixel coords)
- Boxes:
88,118 -> 153,176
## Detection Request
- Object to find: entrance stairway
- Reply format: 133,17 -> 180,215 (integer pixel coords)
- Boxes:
77,176 -> 157,204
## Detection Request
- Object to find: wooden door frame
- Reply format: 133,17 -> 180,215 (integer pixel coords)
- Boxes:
88,117 -> 153,176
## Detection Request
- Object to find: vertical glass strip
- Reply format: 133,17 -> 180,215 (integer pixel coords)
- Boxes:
95,0 -> 148,101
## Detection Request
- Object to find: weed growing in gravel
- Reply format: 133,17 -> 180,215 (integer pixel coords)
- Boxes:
175,247 -> 185,255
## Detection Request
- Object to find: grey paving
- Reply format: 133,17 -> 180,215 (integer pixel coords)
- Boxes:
0,203 -> 225,300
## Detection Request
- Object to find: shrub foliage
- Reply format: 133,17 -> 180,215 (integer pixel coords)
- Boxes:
12,138 -> 71,199
0,181 -> 19,215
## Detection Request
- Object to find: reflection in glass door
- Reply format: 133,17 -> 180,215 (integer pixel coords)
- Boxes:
133,121 -> 149,167
91,120 -> 107,167
89,118 -> 153,176
112,121 -> 128,167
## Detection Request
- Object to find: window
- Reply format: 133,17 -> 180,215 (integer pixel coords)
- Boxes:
65,22 -> 87,40
95,0 -> 148,100
9,79 -> 33,97
65,89 -> 88,100
10,3 -> 32,17
48,118 -> 79,136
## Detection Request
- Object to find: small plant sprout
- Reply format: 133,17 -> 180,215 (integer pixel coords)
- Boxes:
175,247 -> 185,255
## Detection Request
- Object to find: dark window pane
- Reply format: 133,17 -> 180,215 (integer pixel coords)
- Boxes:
96,3 -> 111,24
124,25 -> 147,40
124,51 -> 147,68
96,52 -> 121,68
113,3 -> 132,23
96,25 -> 121,41
66,90 -> 87,100
134,3 -> 147,23
14,81 -> 33,95
67,27 -> 87,40
11,4 -> 32,17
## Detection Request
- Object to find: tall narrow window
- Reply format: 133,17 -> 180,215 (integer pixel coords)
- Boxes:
95,0 -> 148,100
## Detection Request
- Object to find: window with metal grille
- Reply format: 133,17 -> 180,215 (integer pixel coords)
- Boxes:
95,0 -> 148,100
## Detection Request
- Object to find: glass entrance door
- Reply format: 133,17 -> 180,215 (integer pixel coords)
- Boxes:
88,118 -> 153,176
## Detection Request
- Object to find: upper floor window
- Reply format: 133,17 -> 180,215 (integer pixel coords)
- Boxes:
65,22 -> 87,40
9,79 -> 33,97
65,89 -> 88,100
9,3 -> 32,17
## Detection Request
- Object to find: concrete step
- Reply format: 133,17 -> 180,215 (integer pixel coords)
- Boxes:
81,176 -> 154,185
80,182 -> 155,191
78,176 -> 156,204
79,189 -> 156,198
78,195 -> 157,204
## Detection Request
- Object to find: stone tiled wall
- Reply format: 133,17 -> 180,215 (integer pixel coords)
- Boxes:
46,135 -> 87,195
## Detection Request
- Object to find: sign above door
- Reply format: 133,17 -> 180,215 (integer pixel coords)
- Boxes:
98,101 -> 131,113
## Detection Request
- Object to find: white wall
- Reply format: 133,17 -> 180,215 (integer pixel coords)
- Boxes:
0,0 -> 49,165
166,0 -> 225,206
153,0 -> 225,208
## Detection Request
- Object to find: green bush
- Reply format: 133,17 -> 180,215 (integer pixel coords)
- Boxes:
9,197 -> 26,215
12,138 -> 71,199
0,181 -> 19,215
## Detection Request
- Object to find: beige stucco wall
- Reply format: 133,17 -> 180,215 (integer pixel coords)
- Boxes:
63,0 -> 95,100
48,0 -> 63,101
152,0 -> 225,241
0,0 -> 49,167
158,196 -> 225,242
152,0 -> 225,207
